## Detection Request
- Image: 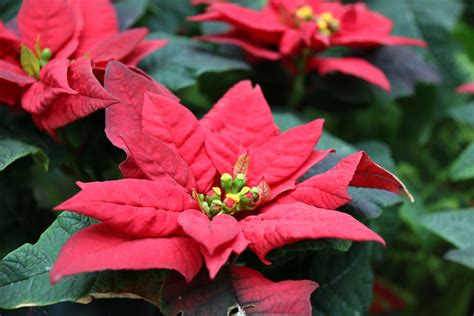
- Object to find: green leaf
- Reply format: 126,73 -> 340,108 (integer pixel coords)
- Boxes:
367,46 -> 441,99
0,0 -> 20,21
310,244 -> 374,316
357,140 -> 395,171
0,212 -> 165,308
141,33 -> 250,91
143,0 -> 196,34
343,187 -> 402,219
20,44 -> 40,78
0,137 -> 48,172
450,143 -> 474,181
449,102 -> 474,128
421,208 -> 474,249
114,0 -> 149,30
444,246 -> 474,269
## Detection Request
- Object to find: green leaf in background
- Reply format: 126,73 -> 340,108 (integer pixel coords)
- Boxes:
421,209 -> 474,249
0,0 -> 20,21
0,212 -> 165,308
421,208 -> 474,269
140,33 -> 250,91
449,102 -> 474,128
114,0 -> 149,30
367,46 -> 441,99
310,244 -> 374,316
450,142 -> 474,181
142,0 -> 196,34
0,137 -> 48,172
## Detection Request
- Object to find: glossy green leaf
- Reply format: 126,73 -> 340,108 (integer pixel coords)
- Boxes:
140,33 -> 250,90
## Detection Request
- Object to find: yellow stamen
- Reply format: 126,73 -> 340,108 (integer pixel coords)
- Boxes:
317,19 -> 329,31
321,12 -> 334,22
226,193 -> 240,203
212,187 -> 221,196
295,5 -> 314,21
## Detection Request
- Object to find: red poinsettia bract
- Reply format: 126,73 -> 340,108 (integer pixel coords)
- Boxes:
190,0 -> 426,90
456,82 -> 474,94
51,64 -> 412,295
0,0 -> 165,136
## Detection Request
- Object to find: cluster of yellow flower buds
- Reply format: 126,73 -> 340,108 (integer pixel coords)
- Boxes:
295,6 -> 340,36
193,173 -> 260,218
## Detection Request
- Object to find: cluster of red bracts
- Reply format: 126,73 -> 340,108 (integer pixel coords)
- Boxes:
0,1 -> 449,314
190,0 -> 427,91
0,0 -> 165,137
49,61 -> 414,314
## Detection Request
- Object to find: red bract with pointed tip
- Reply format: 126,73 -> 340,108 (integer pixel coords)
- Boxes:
190,0 -> 426,90
51,67 -> 412,304
456,82 -> 474,94
0,0 -> 166,137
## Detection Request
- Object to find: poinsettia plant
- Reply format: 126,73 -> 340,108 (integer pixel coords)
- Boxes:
44,62 -> 413,314
190,0 -> 426,97
0,0 -> 165,137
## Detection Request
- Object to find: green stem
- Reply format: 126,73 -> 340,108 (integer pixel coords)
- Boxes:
288,52 -> 309,109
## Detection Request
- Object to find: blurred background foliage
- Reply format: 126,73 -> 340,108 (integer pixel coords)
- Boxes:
0,0 -> 473,315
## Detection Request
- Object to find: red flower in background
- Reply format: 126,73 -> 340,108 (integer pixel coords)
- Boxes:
51,63 -> 412,290
0,0 -> 165,136
456,82 -> 474,94
190,0 -> 426,90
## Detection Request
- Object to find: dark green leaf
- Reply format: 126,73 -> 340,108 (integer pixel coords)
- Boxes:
0,212 -> 165,308
0,137 -> 48,172
444,246 -> 474,269
450,143 -> 474,181
449,102 -> 474,128
421,208 -> 474,249
114,0 -> 149,30
141,33 -> 250,90
0,0 -> 20,21
310,244 -> 374,316
367,46 -> 441,99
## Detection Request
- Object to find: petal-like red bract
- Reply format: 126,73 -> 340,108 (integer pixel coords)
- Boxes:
308,57 -> 391,91
17,0 -> 77,55
247,119 -> 324,187
73,0 -> 119,57
51,224 -> 202,284
142,93 -> 216,192
33,57 -> 119,135
201,80 -> 279,174
104,61 -> 177,149
456,83 -> 474,94
178,210 -> 241,255
121,131 -> 197,190
56,179 -> 196,237
230,266 -> 318,315
22,58 -> 76,114
276,151 -> 413,209
240,202 -> 385,264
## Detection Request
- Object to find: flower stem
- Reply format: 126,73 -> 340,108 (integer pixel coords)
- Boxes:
288,52 -> 309,109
